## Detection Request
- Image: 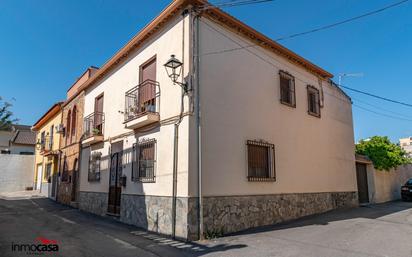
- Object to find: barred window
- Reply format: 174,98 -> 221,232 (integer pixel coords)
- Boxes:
247,140 -> 275,182
307,85 -> 321,117
279,70 -> 296,107
132,139 -> 156,182
88,152 -> 101,182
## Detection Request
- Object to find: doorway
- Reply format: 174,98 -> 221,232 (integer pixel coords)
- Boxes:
107,141 -> 123,215
71,159 -> 78,202
356,162 -> 369,204
36,164 -> 43,190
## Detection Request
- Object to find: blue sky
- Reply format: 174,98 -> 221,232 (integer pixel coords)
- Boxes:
0,0 -> 411,142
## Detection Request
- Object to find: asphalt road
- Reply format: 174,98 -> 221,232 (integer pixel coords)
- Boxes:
0,195 -> 411,257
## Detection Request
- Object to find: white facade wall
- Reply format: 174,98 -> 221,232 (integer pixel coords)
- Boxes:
80,14 -> 357,199
80,15 -> 192,197
197,18 -> 357,196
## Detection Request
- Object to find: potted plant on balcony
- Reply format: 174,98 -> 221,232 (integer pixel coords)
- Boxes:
92,128 -> 100,136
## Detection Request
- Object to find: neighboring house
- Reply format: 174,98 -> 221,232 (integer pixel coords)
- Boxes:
57,67 -> 98,207
0,124 -> 35,154
0,124 -> 36,193
32,103 -> 63,198
76,0 -> 357,240
399,137 -> 412,157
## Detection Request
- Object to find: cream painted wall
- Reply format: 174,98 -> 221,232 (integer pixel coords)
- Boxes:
372,164 -> 412,203
197,18 -> 357,196
34,112 -> 62,182
80,15 -> 192,197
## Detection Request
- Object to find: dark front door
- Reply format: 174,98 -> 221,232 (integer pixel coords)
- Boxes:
108,142 -> 123,215
71,159 -> 78,202
356,163 -> 369,204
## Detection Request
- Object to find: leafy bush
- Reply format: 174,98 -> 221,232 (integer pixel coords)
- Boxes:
356,136 -> 411,171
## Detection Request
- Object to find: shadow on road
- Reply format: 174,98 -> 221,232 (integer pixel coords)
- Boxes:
223,200 -> 412,238
0,197 -> 247,257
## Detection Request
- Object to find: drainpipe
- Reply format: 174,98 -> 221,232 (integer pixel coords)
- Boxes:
171,9 -> 188,239
193,11 -> 203,240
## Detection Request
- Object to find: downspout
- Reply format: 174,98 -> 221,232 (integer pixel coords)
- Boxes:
193,11 -> 203,240
172,9 -> 188,239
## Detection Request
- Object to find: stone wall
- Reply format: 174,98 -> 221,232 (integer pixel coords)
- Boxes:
79,191 -> 108,216
0,154 -> 35,193
203,192 -> 358,235
120,194 -> 198,240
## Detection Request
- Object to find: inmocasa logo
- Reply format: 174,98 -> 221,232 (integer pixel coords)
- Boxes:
11,237 -> 59,255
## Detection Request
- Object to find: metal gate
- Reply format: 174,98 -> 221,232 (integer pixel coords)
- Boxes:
107,151 -> 122,215
356,163 -> 369,204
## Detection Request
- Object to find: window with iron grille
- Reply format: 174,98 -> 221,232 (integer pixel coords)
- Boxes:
247,140 -> 275,182
279,70 -> 296,107
88,152 -> 101,182
132,139 -> 156,182
307,85 -> 321,117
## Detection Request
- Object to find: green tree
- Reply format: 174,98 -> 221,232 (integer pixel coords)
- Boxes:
0,96 -> 18,131
356,136 -> 411,171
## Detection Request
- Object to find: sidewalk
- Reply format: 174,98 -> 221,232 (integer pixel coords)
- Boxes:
0,190 -> 44,200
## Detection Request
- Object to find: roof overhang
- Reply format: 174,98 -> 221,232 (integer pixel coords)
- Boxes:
77,0 -> 333,97
32,102 -> 63,131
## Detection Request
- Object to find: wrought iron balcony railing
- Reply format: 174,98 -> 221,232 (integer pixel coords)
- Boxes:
124,80 -> 160,123
83,112 -> 105,139
39,136 -> 53,153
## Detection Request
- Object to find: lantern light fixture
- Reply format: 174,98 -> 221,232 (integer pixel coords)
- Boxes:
164,54 -> 188,92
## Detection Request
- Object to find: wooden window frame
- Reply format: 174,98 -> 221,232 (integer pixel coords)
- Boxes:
71,105 -> 77,142
246,140 -> 276,182
132,139 -> 156,183
139,55 -> 157,84
279,70 -> 296,108
307,85 -> 321,118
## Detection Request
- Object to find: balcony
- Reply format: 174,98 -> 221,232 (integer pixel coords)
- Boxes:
39,136 -> 55,155
124,80 -> 160,130
82,112 -> 105,146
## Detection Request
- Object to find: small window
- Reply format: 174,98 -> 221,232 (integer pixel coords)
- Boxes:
279,70 -> 296,107
71,106 -> 77,140
247,140 -> 275,182
132,139 -> 156,182
307,85 -> 321,117
88,152 -> 101,182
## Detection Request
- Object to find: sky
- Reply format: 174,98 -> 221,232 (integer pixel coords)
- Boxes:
0,0 -> 411,142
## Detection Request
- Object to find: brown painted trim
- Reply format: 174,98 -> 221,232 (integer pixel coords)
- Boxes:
307,85 -> 321,118
94,93 -> 104,113
139,54 -> 157,83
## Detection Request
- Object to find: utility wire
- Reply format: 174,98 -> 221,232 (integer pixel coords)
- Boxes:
275,0 -> 409,41
351,96 -> 412,119
353,104 -> 412,122
201,0 -> 275,10
200,19 -> 412,124
339,84 -> 412,108
199,0 -> 409,56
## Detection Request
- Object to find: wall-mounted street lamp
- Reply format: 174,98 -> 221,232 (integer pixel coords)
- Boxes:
164,55 -> 188,93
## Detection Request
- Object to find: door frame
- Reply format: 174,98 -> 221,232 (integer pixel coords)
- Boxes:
356,162 -> 370,204
36,164 -> 43,190
107,141 -> 123,216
